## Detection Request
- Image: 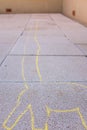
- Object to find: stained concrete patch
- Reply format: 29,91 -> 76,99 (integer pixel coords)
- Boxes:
0,82 -> 87,130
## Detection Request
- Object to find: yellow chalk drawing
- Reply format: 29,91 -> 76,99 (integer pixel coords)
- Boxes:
3,22 -> 87,130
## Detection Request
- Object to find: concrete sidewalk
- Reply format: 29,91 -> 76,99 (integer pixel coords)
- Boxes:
0,14 -> 87,130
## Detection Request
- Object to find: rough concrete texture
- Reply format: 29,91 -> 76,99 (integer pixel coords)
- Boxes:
0,14 -> 87,130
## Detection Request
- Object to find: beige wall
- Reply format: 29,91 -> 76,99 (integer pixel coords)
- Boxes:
0,0 -> 62,13
62,0 -> 87,26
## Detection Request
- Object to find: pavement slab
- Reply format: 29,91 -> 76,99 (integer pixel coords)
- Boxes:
77,45 -> 87,55
0,56 -> 87,82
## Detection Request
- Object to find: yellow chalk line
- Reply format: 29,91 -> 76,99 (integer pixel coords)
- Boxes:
33,22 -> 48,130
34,22 -> 42,81
77,108 -> 87,130
46,106 -> 87,130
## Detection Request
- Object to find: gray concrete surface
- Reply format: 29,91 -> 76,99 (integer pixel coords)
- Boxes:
0,14 -> 87,130
0,56 -> 87,82
77,45 -> 87,55
51,14 -> 87,44
10,35 -> 83,56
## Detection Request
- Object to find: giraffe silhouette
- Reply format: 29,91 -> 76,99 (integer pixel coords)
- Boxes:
3,23 -> 87,130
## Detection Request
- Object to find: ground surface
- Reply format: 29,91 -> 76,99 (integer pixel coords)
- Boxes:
0,14 -> 87,130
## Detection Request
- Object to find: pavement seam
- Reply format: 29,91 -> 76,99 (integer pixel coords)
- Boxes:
0,15 -> 32,68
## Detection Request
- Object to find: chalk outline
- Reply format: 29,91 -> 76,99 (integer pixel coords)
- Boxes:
3,22 -> 87,130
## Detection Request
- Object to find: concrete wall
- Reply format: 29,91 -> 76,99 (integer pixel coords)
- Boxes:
0,0 -> 62,13
62,0 -> 87,26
